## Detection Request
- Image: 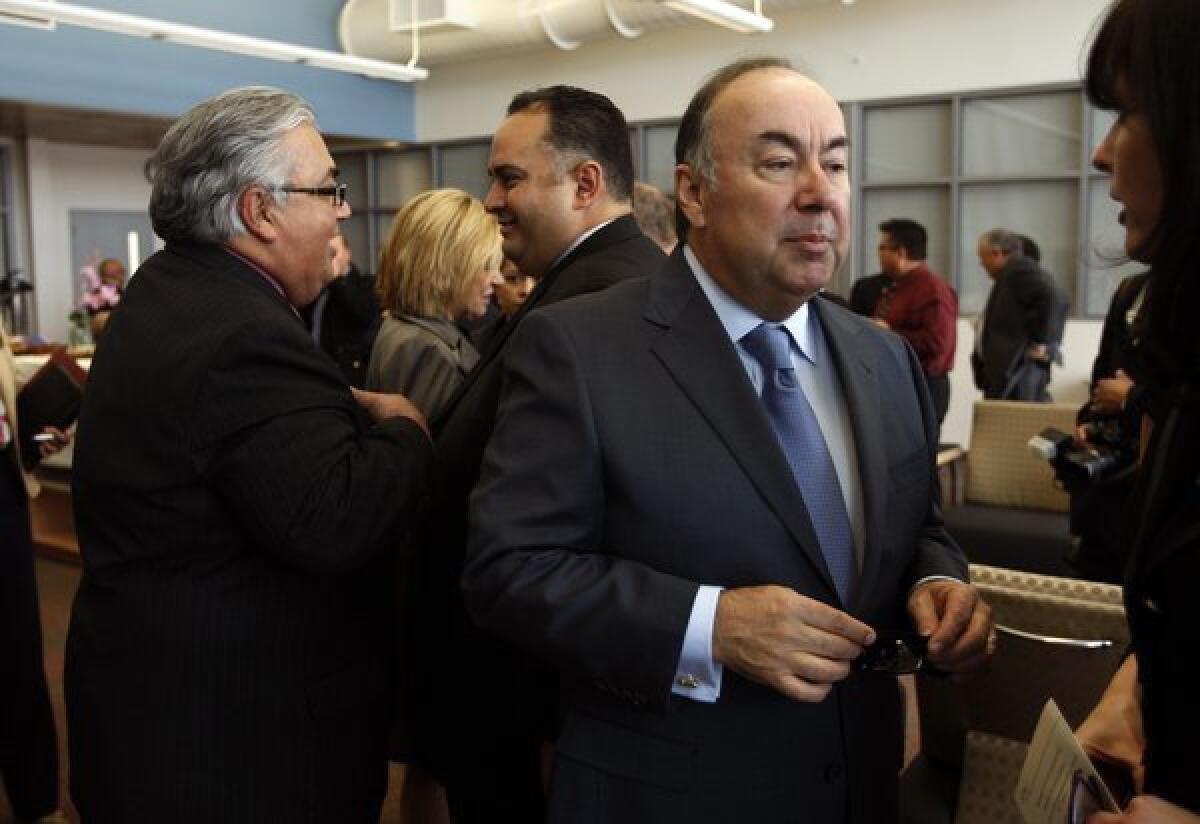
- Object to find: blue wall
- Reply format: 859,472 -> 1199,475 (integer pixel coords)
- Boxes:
0,0 -> 415,139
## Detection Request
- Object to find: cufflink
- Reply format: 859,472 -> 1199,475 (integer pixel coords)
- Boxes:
676,673 -> 700,689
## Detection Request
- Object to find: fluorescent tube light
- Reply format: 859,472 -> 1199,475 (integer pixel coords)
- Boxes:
662,0 -> 774,34
0,0 -> 428,82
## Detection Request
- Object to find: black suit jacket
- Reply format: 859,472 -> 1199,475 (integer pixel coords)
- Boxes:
972,255 -> 1057,399
313,264 -> 381,388
464,249 -> 966,823
65,243 -> 432,824
406,215 -> 665,799
1123,397 -> 1200,812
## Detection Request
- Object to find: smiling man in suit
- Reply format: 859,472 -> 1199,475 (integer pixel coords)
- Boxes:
464,58 -> 993,823
403,85 -> 664,822
65,87 -> 432,824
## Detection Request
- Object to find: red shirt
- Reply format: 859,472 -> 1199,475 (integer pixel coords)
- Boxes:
882,263 -> 957,378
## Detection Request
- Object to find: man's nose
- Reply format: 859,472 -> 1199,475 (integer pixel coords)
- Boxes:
793,161 -> 837,210
484,179 -> 503,213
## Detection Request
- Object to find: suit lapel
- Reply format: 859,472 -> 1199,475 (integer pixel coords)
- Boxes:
813,299 -> 886,611
646,254 -> 840,600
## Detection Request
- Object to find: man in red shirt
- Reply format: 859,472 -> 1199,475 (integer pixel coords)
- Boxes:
873,218 -> 958,424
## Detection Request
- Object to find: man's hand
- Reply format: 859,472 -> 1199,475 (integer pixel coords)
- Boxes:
350,388 -> 429,437
36,426 -> 71,457
907,579 -> 993,676
1088,796 -> 1200,823
1092,370 -> 1134,415
712,585 -> 875,703
1026,343 -> 1051,363
872,318 -> 891,330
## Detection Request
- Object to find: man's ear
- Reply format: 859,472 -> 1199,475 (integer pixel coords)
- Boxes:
238,185 -> 281,243
572,160 -> 603,209
675,163 -> 707,231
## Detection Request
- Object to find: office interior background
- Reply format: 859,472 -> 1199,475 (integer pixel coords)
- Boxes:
0,0 -> 1132,447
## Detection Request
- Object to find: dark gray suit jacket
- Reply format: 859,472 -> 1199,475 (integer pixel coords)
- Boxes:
973,255 -> 1059,400
66,242 -> 432,824
464,249 -> 966,823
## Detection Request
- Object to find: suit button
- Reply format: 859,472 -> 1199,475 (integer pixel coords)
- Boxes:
824,763 -> 844,784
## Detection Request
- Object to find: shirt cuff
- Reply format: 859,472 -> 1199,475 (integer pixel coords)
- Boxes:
908,574 -> 965,597
672,585 -> 724,703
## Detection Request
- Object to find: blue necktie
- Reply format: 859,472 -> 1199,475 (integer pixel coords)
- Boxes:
741,322 -> 856,603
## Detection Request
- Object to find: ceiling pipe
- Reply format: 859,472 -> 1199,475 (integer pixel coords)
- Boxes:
340,0 -> 824,68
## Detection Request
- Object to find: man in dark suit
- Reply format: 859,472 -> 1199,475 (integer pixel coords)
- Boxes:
972,228 -> 1060,400
65,87 -> 432,824
405,85 -> 665,822
848,271 -> 894,317
463,58 -> 993,823
306,234 -> 381,388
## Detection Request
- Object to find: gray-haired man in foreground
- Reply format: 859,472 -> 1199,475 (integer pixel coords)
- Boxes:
66,87 -> 431,823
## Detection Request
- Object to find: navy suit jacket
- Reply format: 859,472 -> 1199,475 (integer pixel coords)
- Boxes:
464,248 -> 966,823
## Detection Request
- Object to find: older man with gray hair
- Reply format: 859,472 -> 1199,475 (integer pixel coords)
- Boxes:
65,87 -> 432,823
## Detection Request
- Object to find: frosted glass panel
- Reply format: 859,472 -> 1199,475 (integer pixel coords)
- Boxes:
864,103 -> 951,181
1085,178 -> 1145,316
1090,108 -> 1116,160
959,182 -> 1078,315
858,187 -> 952,286
340,215 -> 369,273
644,125 -> 678,194
439,142 -> 490,199
374,210 -> 400,261
377,151 -> 432,209
333,153 -> 368,210
962,92 -> 1081,176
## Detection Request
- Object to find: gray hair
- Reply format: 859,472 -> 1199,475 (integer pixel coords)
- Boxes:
981,228 -> 1023,257
146,86 -> 316,244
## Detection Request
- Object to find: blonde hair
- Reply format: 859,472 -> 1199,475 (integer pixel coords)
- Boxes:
376,188 -> 502,318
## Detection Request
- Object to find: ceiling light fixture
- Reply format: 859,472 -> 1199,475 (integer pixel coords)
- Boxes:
0,0 -> 428,82
661,0 -> 774,34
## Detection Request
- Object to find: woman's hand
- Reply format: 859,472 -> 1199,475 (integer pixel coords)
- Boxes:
1076,656 -> 1146,792
1089,795 -> 1200,823
1091,370 -> 1134,415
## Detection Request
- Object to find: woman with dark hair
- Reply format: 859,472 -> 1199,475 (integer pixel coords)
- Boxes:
1076,0 -> 1200,821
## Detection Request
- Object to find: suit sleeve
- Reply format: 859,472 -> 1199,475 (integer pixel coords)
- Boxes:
463,310 -> 698,708
1012,269 -> 1055,345
189,322 -> 433,573
897,338 -> 969,586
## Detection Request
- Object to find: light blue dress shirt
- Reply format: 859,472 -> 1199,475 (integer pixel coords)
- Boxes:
671,246 -> 865,703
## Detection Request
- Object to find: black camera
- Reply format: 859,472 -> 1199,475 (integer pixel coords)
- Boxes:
1028,426 -> 1123,488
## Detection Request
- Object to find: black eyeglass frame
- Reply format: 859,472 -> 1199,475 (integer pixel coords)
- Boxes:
271,182 -> 348,209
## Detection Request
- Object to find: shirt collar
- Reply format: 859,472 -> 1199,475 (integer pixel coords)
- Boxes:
222,245 -> 299,316
547,217 -> 618,273
683,244 -> 817,365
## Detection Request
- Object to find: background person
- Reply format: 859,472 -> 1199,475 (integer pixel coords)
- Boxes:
0,321 -> 69,824
872,218 -> 957,425
1076,0 -> 1200,820
306,234 -> 381,388
366,188 -> 503,420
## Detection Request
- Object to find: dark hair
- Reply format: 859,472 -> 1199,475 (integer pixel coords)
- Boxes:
879,219 -> 927,260
1086,0 -> 1200,386
1017,234 -> 1041,262
674,57 -> 794,241
507,85 -> 634,202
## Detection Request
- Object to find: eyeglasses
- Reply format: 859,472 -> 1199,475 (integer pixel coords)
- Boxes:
853,631 -> 934,675
272,182 -> 348,209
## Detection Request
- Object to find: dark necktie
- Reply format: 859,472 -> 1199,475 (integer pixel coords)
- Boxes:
741,322 -> 856,603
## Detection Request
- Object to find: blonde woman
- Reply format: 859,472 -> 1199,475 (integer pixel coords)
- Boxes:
366,189 -> 503,418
